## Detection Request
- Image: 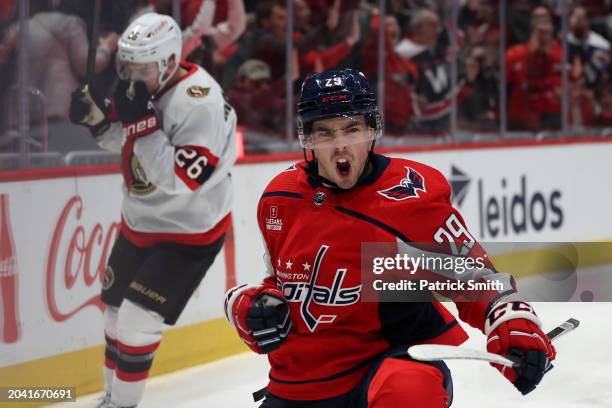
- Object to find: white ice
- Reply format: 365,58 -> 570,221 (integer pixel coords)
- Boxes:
49,303 -> 612,408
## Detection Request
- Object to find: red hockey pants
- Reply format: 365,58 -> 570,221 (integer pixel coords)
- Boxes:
367,358 -> 449,407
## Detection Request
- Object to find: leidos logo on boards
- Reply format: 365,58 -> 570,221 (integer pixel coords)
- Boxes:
449,165 -> 564,238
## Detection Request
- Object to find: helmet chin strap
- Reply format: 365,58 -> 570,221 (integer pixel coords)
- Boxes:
303,140 -> 376,190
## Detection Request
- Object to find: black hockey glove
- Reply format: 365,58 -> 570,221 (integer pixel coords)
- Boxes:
69,84 -> 112,137
225,285 -> 292,354
247,292 -> 291,354
113,80 -> 160,138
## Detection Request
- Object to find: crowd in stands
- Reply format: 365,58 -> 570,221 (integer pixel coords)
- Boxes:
2,0 -> 612,155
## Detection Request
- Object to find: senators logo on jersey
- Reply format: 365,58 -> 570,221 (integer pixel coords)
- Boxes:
186,85 -> 210,98
377,167 -> 426,201
129,155 -> 157,195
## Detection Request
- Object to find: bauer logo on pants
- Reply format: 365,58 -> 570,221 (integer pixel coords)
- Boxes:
102,266 -> 115,290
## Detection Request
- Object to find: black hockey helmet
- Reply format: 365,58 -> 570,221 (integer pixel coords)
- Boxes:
297,69 -> 381,149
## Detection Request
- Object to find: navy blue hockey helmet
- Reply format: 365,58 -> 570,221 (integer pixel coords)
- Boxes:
297,69 -> 382,149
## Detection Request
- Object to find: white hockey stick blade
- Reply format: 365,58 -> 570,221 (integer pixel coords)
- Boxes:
407,345 -> 520,367
408,318 -> 580,367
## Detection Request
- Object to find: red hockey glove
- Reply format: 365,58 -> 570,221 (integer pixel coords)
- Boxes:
485,301 -> 556,395
224,284 -> 291,354
114,80 -> 160,138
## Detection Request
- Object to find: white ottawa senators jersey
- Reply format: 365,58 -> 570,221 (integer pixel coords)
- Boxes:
97,62 -> 237,245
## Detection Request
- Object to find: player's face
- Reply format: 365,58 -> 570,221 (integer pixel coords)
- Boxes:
121,62 -> 160,94
312,115 -> 373,190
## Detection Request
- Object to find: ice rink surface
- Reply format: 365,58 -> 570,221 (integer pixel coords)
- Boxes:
50,302 -> 612,408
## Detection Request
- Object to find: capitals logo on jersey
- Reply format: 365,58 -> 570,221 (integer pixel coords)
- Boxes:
279,245 -> 361,332
377,167 -> 426,201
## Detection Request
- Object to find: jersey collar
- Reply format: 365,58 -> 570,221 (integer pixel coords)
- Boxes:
153,62 -> 199,101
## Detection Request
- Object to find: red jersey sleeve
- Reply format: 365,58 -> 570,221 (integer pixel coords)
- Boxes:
383,161 -> 519,332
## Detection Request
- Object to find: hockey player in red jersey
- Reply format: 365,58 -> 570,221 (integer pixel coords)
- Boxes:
225,68 -> 555,407
68,13 -> 237,408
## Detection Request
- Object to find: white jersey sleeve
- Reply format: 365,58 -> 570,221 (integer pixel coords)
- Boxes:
95,122 -> 123,153
133,97 -> 233,195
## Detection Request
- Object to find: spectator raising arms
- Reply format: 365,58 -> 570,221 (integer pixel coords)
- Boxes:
362,13 -> 418,134
181,0 -> 247,61
395,8 -> 476,135
296,0 -> 363,76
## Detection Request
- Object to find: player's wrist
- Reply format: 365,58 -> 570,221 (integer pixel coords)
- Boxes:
485,300 -> 541,337
89,119 -> 111,138
114,81 -> 158,128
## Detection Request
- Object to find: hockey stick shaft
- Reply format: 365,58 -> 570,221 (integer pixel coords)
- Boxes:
546,317 -> 580,341
407,318 -> 580,367
86,0 -> 103,83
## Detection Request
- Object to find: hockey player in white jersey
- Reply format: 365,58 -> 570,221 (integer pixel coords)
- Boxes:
69,12 -> 237,408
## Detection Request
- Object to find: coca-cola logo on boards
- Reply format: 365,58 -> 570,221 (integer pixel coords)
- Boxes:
0,256 -> 15,277
46,195 -> 119,321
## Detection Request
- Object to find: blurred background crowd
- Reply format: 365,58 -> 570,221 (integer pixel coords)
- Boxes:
2,0 -> 612,168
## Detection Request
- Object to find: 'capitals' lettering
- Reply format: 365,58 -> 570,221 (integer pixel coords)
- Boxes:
282,273 -> 361,306
288,245 -> 361,332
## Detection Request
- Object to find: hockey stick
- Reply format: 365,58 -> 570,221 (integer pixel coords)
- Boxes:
85,0 -> 103,84
407,318 -> 580,367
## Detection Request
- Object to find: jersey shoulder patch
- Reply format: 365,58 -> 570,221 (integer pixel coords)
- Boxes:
376,158 -> 450,202
173,68 -> 223,110
377,166 -> 426,201
186,85 -> 210,98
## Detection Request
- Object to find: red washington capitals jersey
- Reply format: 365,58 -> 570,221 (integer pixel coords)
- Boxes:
256,154 -> 514,400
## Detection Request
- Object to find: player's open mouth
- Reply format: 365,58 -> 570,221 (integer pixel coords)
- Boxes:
336,158 -> 351,178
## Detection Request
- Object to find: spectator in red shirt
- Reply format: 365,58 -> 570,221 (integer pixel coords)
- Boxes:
296,0 -> 362,75
181,0 -> 246,61
506,5 -> 563,131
